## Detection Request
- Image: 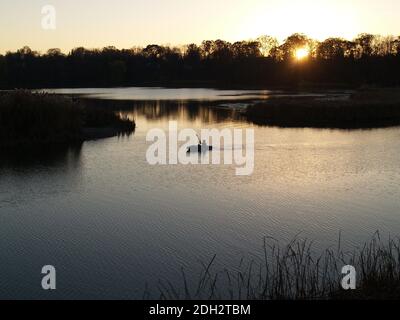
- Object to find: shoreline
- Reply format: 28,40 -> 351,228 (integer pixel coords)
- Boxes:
0,81 -> 361,92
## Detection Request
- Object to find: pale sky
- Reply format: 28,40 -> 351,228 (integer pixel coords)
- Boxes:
1,0 -> 399,54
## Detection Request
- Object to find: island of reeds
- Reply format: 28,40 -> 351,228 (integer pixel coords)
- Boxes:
245,88 -> 400,129
0,91 -> 135,148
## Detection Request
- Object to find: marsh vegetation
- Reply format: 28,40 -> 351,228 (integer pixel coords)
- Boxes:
0,91 -> 135,147
245,88 -> 400,128
152,233 -> 400,300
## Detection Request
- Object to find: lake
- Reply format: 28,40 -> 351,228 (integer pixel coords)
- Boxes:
1,87 -> 400,299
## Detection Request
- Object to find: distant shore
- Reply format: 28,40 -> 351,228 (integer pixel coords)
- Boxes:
0,80 -> 360,92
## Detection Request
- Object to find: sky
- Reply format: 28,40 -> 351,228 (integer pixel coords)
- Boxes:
0,0 -> 399,54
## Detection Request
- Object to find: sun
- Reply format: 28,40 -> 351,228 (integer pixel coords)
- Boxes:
295,47 -> 310,60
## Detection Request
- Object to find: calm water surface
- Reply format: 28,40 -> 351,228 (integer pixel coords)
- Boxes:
1,88 -> 400,299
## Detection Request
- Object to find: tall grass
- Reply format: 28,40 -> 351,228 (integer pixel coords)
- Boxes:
0,90 -> 82,145
0,90 -> 135,147
151,233 -> 400,300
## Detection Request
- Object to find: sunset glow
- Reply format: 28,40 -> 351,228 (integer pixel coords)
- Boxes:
295,47 -> 310,60
1,0 -> 400,53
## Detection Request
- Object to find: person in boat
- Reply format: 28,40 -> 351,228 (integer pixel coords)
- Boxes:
187,138 -> 212,153
199,140 -> 208,152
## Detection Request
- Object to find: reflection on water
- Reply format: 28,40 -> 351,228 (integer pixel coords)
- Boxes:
45,87 -> 274,101
0,144 -> 82,169
0,144 -> 83,208
122,100 -> 245,128
82,99 -> 247,133
1,91 -> 400,299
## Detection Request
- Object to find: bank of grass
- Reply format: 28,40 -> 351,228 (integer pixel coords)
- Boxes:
246,88 -> 400,128
0,90 -> 135,147
151,233 -> 400,300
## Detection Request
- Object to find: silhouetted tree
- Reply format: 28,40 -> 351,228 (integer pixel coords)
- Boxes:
0,33 -> 399,89
0,54 -> 5,87
316,38 -> 350,59
355,33 -> 375,57
274,33 -> 311,60
257,35 -> 279,57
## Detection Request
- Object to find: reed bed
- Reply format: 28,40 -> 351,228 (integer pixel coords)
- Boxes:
151,233 -> 400,300
246,88 -> 400,128
0,90 -> 135,147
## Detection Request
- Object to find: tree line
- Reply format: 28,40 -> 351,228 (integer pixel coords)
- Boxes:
1,33 -> 399,89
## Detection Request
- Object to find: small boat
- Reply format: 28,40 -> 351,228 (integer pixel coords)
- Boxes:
187,141 -> 213,153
